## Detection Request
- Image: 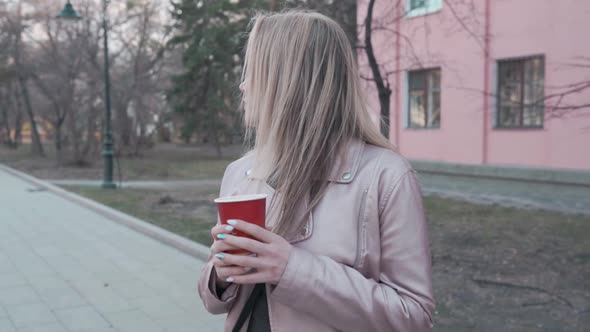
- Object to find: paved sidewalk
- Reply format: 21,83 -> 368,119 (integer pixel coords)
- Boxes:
0,168 -> 224,331
417,172 -> 590,216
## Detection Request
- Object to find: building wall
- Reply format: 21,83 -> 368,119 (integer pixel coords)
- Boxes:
358,0 -> 590,171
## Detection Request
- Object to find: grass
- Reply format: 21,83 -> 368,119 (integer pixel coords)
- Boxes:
114,157 -> 232,180
65,186 -> 220,246
1,143 -> 238,180
63,185 -> 590,252
425,196 -> 590,251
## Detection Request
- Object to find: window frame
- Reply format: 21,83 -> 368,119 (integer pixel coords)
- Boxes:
495,55 -> 545,130
407,67 -> 442,130
405,0 -> 443,18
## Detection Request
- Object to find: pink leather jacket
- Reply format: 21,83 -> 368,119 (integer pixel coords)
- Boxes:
198,140 -> 435,332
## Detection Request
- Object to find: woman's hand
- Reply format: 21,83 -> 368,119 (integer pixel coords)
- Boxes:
212,219 -> 292,285
209,224 -> 252,289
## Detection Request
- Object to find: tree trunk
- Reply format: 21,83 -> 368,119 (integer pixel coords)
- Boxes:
379,90 -> 391,138
270,0 -> 278,11
54,124 -> 63,165
67,103 -> 83,164
364,0 -> 392,138
14,1 -> 44,156
0,88 -> 14,147
18,77 -> 45,156
13,109 -> 23,147
81,102 -> 99,162
11,83 -> 23,147
212,125 -> 222,159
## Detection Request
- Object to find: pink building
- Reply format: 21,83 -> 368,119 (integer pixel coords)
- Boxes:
358,0 -> 590,172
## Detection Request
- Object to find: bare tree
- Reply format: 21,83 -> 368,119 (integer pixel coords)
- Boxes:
362,0 -> 392,137
2,0 -> 45,156
107,0 -> 169,155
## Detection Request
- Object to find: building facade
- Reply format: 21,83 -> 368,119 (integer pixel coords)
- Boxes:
358,0 -> 590,171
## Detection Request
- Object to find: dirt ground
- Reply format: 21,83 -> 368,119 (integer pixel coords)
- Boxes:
427,198 -> 589,331
64,186 -> 590,332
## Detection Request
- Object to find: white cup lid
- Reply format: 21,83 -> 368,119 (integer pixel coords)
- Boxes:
214,194 -> 267,203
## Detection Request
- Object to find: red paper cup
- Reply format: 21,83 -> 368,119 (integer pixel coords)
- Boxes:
214,194 -> 267,254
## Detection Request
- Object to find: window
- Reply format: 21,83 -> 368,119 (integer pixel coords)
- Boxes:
410,0 -> 426,10
408,68 -> 441,129
406,0 -> 442,17
497,56 -> 545,128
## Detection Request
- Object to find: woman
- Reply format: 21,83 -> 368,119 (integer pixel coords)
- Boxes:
198,10 -> 435,332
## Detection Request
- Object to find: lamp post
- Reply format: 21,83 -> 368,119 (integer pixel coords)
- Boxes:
57,0 -> 116,189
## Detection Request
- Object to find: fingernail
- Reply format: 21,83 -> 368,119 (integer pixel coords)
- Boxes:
225,225 -> 234,232
216,234 -> 227,239
227,219 -> 238,226
215,253 -> 224,259
244,266 -> 253,272
226,277 -> 234,282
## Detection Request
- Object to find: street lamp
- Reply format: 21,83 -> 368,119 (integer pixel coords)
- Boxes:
57,0 -> 116,189
56,1 -> 82,20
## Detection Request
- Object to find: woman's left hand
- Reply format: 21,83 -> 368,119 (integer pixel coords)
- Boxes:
213,219 -> 292,285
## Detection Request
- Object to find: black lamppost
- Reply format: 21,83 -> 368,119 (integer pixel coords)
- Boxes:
57,0 -> 116,189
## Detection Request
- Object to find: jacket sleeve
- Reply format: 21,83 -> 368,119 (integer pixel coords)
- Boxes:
270,170 -> 435,332
198,261 -> 241,314
197,162 -> 243,314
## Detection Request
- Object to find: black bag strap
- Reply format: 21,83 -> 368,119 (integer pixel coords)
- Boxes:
232,283 -> 265,332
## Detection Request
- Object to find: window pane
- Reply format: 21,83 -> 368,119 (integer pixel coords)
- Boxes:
409,68 -> 441,129
500,106 -> 521,127
428,70 -> 441,127
430,69 -> 441,91
410,90 -> 426,128
498,61 -> 523,127
409,71 -> 426,90
410,0 -> 426,10
523,106 -> 543,126
523,57 -> 544,126
429,91 -> 441,127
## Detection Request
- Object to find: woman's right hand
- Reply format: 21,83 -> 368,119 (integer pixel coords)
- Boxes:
210,224 -> 252,289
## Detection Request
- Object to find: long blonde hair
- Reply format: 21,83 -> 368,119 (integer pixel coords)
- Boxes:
242,10 -> 392,237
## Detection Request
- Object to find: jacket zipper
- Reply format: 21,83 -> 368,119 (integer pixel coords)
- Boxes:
353,189 -> 369,269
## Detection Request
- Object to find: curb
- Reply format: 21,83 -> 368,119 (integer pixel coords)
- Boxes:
0,164 -> 212,262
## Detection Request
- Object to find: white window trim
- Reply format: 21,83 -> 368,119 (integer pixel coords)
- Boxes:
491,62 -> 498,128
405,0 -> 443,18
403,72 -> 409,128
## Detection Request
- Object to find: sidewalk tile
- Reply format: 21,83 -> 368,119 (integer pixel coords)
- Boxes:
0,286 -> 42,306
0,273 -> 28,289
0,256 -> 14,273
5,302 -> 58,328
128,296 -> 186,319
54,306 -> 111,331
106,279 -> 159,301
16,322 -> 68,332
37,287 -> 88,310
0,305 -> 7,317
31,245 -> 64,259
0,317 -> 16,332
103,309 -> 163,332
154,313 -> 222,332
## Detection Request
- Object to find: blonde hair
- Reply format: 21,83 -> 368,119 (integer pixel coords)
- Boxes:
242,10 -> 392,237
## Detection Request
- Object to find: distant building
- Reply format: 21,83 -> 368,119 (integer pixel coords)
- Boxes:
359,0 -> 590,171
